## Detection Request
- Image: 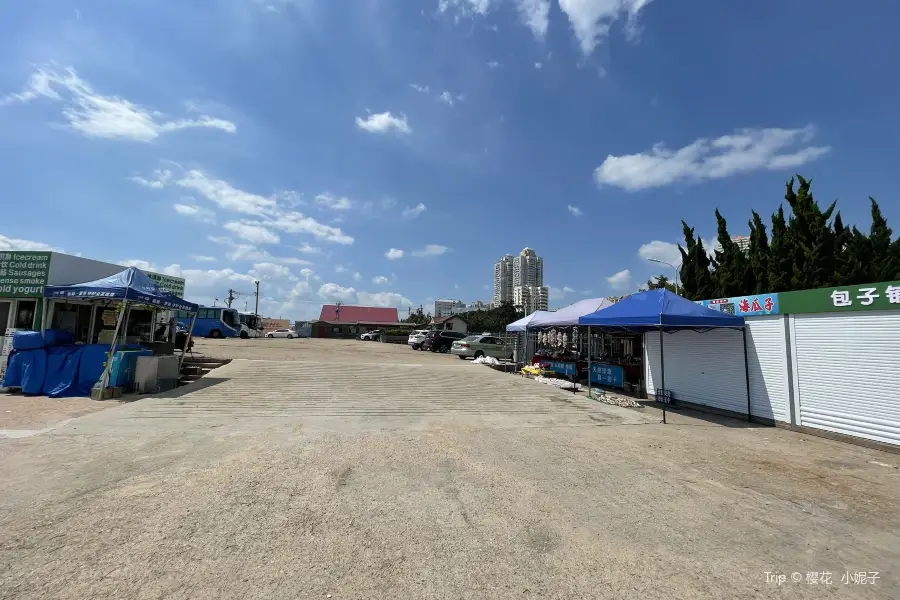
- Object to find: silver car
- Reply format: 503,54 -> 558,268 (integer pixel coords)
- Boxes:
450,335 -> 512,360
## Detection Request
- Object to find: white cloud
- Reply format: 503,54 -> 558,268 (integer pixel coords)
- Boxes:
177,170 -> 277,216
355,111 -> 411,135
411,244 -> 449,257
515,0 -> 550,39
192,255 -> 217,262
380,197 -> 397,210
224,222 -> 280,245
334,264 -> 348,273
249,261 -> 295,282
438,0 -> 493,17
260,211 -> 354,244
567,204 -> 583,216
385,248 -> 405,260
549,285 -> 577,301
0,233 -> 60,252
174,203 -> 216,224
372,276 -> 390,285
130,169 -> 172,189
296,243 -> 323,255
209,238 -> 312,266
487,61 -> 502,69
315,192 -> 352,210
1,66 -> 235,141
401,203 -> 427,218
410,84 -> 431,94
594,125 -> 831,191
534,62 -> 543,69
607,269 -> 633,291
353,272 -> 362,282
357,291 -> 413,308
438,91 -> 455,106
558,0 -> 655,56
638,240 -> 682,267
318,283 -> 357,303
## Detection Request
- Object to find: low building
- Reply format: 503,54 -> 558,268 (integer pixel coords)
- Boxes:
449,300 -> 491,315
514,285 -> 549,313
434,299 -> 465,317
261,318 -> 291,333
0,250 -> 184,348
430,315 -> 468,334
311,305 -> 415,338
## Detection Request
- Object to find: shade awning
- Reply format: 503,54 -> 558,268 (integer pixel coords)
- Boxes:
505,310 -> 551,332
44,267 -> 198,313
578,289 -> 745,330
529,298 -> 614,328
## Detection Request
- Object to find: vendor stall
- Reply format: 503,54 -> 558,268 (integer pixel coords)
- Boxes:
578,289 -> 746,421
0,267 -> 200,397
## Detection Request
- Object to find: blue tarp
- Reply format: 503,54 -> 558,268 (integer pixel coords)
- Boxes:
19,349 -> 47,394
44,267 -> 198,313
43,346 -> 81,397
13,330 -> 45,351
578,289 -> 746,330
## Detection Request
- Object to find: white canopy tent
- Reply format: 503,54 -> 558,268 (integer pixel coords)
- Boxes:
529,298 -> 614,328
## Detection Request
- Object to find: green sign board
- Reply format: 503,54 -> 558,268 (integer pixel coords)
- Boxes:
147,272 -> 186,298
779,281 -> 900,314
0,251 -> 51,298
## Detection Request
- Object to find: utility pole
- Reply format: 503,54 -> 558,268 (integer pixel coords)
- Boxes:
225,289 -> 237,308
335,300 -> 343,321
254,281 -> 260,317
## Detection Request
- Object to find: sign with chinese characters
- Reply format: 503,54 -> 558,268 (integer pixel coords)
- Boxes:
655,388 -> 675,405
147,272 -> 186,298
542,360 -> 577,377
0,252 -> 51,298
589,363 -> 624,388
698,294 -> 780,316
779,281 -> 900,314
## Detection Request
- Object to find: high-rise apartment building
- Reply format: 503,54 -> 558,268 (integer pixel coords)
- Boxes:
494,247 -> 548,313
493,254 -> 514,305
434,299 -> 465,318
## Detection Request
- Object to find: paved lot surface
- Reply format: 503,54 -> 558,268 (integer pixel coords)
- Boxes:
1,338 -> 899,599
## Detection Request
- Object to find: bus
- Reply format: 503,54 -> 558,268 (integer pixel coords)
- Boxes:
239,313 -> 263,338
176,306 -> 240,338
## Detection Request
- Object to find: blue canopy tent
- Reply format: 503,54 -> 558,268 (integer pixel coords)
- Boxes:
578,289 -> 748,422
43,267 -> 199,389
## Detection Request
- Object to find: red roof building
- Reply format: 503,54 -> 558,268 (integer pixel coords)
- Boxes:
318,304 -> 399,323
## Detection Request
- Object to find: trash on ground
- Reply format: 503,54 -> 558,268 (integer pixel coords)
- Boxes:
590,389 -> 641,408
472,356 -> 500,366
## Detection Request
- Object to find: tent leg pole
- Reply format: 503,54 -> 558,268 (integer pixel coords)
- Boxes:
178,313 -> 197,374
100,300 -> 128,390
587,326 -> 592,400
659,327 -> 666,424
743,327 -> 752,423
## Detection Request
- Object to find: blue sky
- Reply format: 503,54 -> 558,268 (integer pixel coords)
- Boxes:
1,0 -> 898,320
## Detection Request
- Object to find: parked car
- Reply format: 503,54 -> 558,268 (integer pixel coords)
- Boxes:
407,329 -> 431,349
421,330 -> 466,353
266,329 -> 294,339
451,335 -> 512,360
360,329 -> 382,341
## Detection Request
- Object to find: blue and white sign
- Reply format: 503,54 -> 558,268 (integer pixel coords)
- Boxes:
589,363 -> 624,388
697,293 -> 780,317
543,360 -> 577,377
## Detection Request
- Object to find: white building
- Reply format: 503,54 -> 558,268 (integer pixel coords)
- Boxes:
513,247 -> 543,288
450,300 -> 491,315
434,299 -> 465,318
514,285 -> 549,313
493,254 -> 514,305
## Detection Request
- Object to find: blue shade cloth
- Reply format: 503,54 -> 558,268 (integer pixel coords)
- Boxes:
44,329 -> 75,347
2,352 -> 23,388
578,289 -> 746,330
505,311 -> 552,332
44,267 -> 198,313
20,349 -> 48,394
43,346 -> 82,397
76,344 -> 114,396
529,298 -> 615,328
13,330 -> 45,351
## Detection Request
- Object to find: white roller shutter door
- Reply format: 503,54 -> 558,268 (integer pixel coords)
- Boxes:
792,311 -> 900,446
745,317 -> 791,423
644,329 -> 747,414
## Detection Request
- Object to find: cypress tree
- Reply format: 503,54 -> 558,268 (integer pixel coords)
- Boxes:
784,176 -> 836,290
748,210 -> 769,294
869,198 -> 893,281
768,206 -> 791,292
694,237 -> 715,299
832,212 -> 852,285
711,209 -> 752,297
678,221 -> 700,299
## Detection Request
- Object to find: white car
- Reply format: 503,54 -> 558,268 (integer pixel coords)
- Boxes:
266,329 -> 295,339
407,329 -> 431,349
359,330 -> 382,341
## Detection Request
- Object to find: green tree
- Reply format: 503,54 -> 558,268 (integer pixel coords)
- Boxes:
868,198 -> 894,281
402,307 -> 430,325
462,302 -> 523,333
784,176 -> 836,290
711,209 -> 753,297
694,237 -> 715,299
768,206 -> 791,292
678,221 -> 700,299
646,274 -> 677,293
748,210 -> 770,294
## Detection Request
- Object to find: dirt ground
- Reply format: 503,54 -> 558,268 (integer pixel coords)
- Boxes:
1,337 -> 898,599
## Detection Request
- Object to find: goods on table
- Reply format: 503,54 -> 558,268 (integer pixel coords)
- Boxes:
534,375 -> 579,390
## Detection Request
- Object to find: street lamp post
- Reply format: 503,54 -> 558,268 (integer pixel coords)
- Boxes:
647,258 -> 681,295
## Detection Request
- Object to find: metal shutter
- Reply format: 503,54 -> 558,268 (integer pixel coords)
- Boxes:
792,311 -> 900,446
644,329 -> 747,414
746,316 -> 791,423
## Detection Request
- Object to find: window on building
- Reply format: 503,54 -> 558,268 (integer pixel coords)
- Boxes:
0,302 -> 10,331
50,303 -> 93,344
14,300 -> 36,329
332,326 -> 340,333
